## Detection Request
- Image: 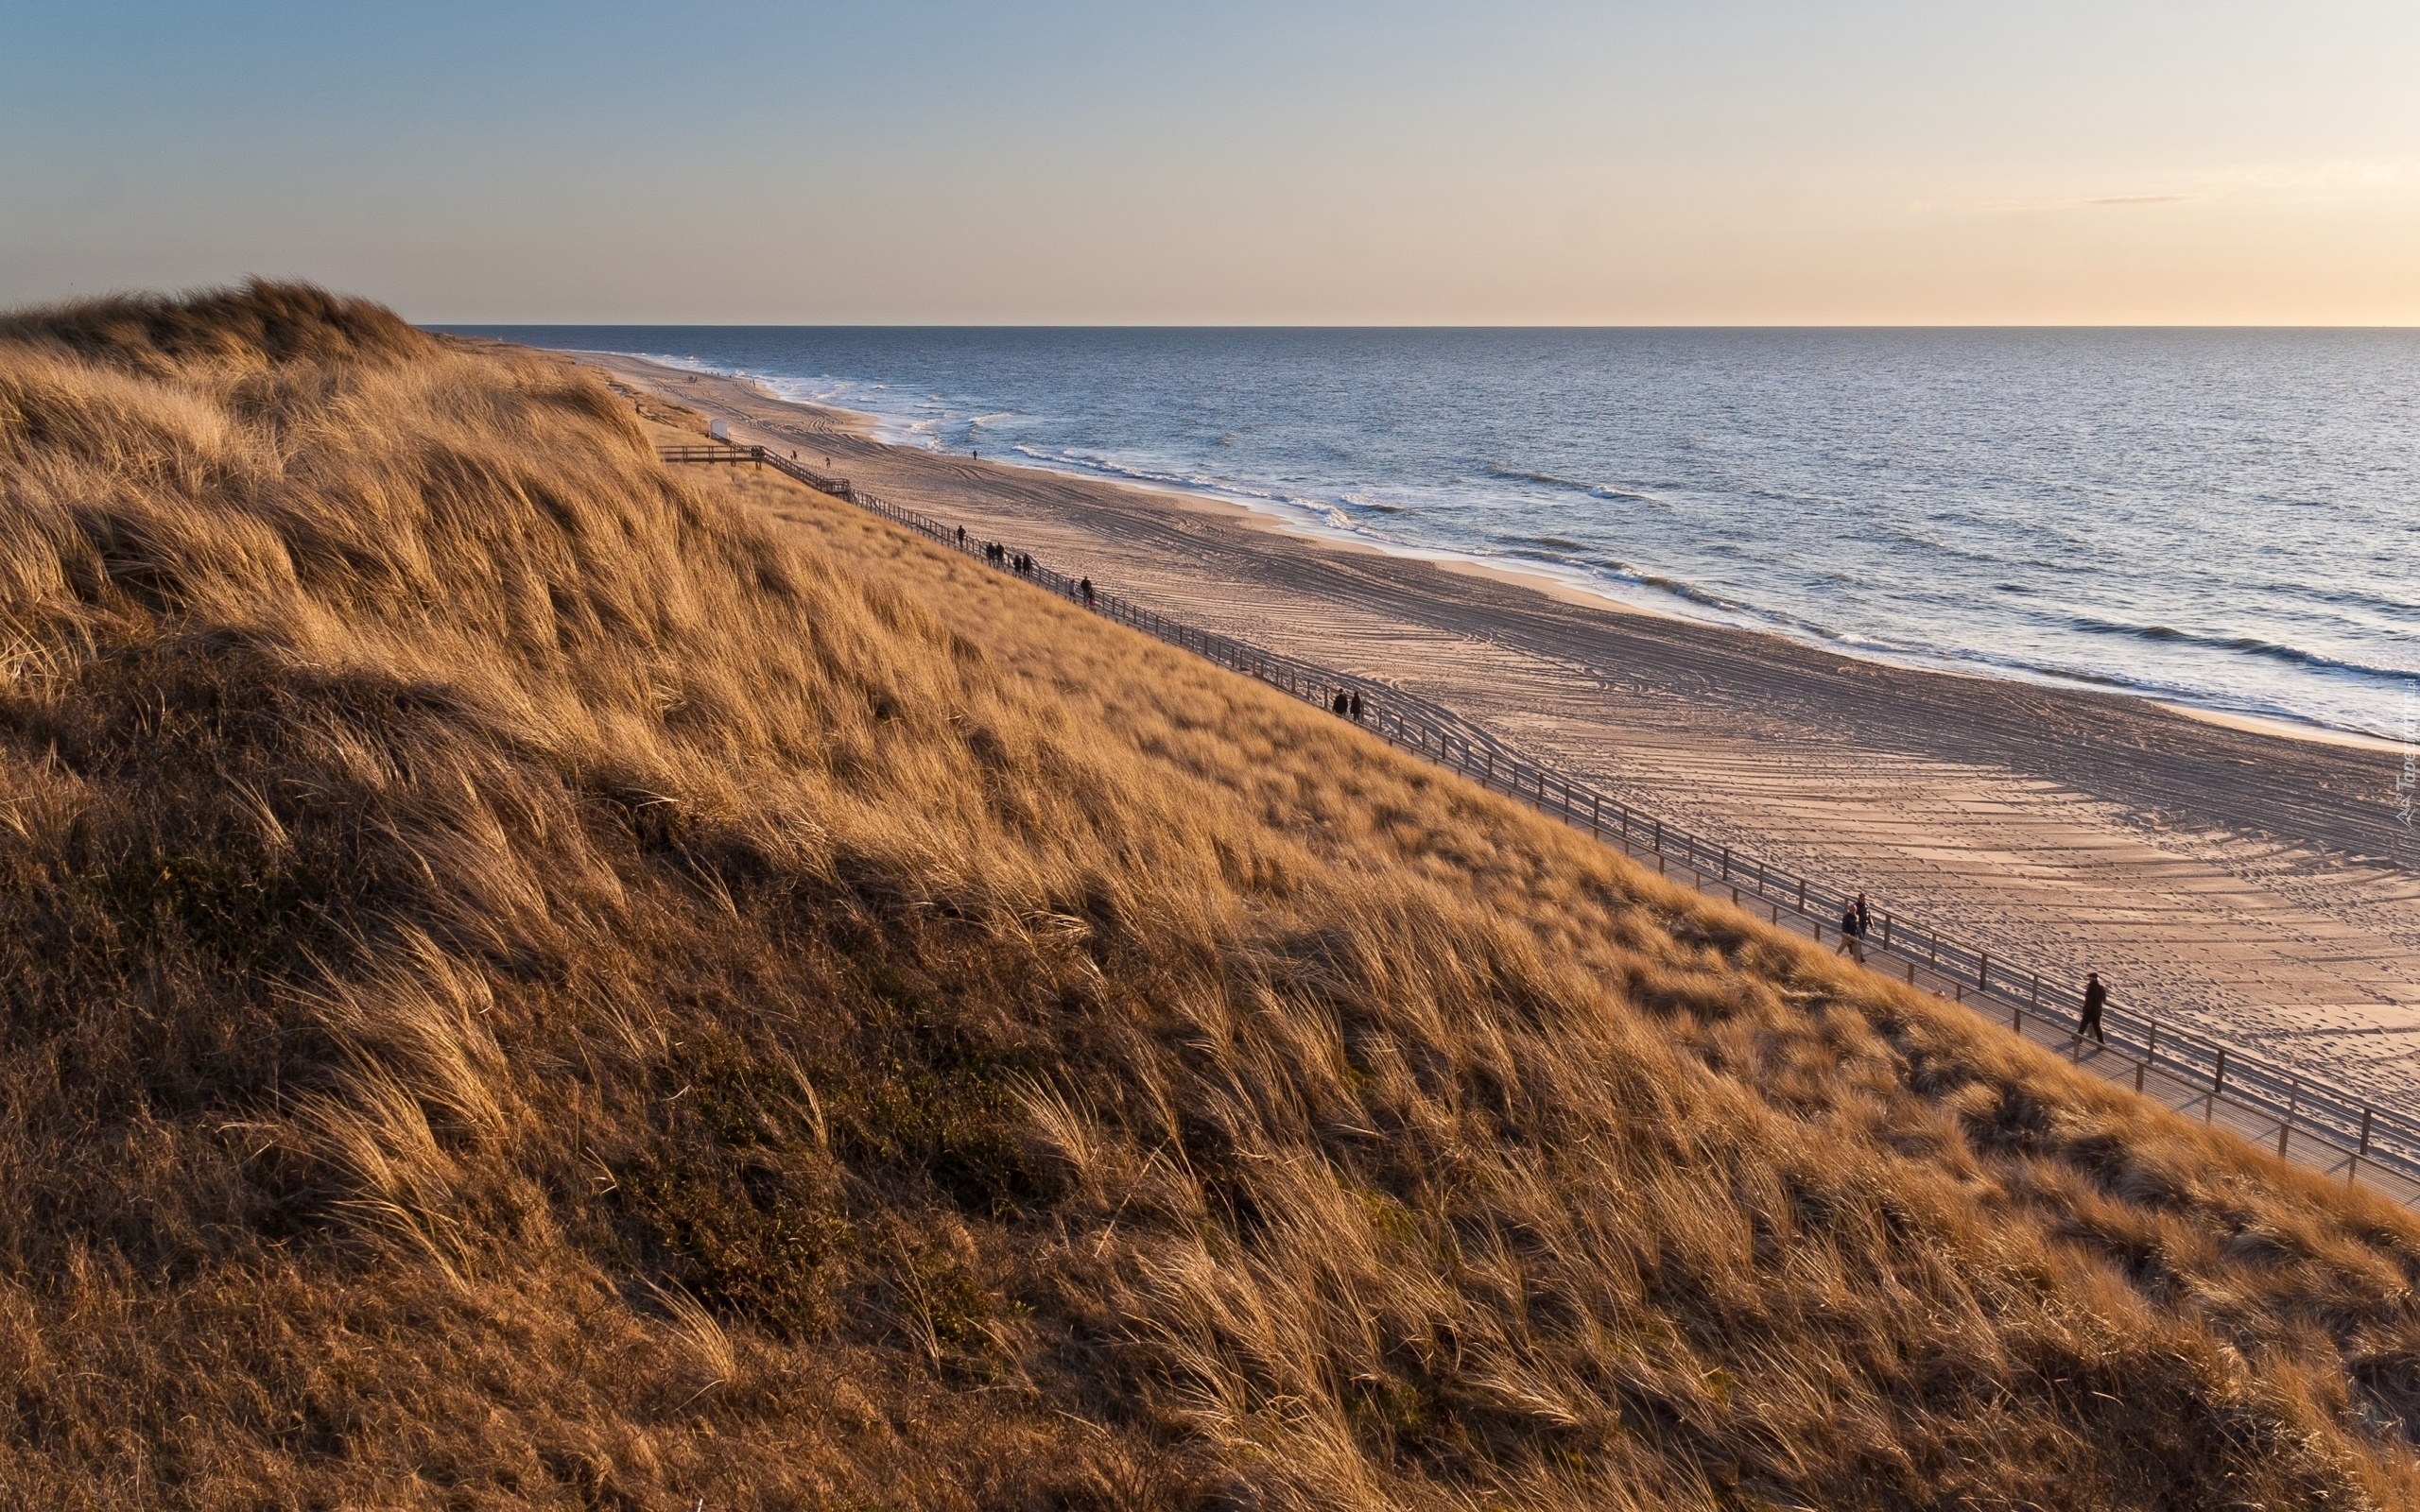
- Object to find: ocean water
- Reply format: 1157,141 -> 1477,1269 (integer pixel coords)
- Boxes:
456,327 -> 2420,741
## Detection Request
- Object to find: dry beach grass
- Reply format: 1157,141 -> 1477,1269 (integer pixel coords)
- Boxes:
1,284 -> 2417,1508
612,355 -> 2420,1118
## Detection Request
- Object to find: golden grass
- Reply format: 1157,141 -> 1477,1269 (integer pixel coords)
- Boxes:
0,282 -> 2415,1509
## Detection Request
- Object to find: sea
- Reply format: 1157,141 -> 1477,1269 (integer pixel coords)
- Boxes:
451,327 -> 2420,743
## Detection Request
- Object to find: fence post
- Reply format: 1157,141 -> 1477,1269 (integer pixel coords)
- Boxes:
2206,1049 -> 2226,1123
1654,818 -> 1664,852
2278,1081 -> 2298,1158
1797,877 -> 1806,912
1979,952 -> 1989,989
2351,1108 -> 2373,1185
1590,794 -> 1600,836
1721,846 -> 1730,880
1882,912 -> 1892,948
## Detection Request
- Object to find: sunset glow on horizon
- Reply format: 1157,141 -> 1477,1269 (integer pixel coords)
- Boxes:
5,0 -> 2415,325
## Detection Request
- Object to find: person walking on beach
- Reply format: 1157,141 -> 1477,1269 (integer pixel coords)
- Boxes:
2078,972 -> 2108,1047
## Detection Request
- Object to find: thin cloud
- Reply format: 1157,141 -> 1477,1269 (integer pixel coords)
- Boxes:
1953,192 -> 2206,215
1945,162 -> 2409,217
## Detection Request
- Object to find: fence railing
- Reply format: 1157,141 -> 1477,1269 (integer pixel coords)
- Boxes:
666,441 -> 2420,1198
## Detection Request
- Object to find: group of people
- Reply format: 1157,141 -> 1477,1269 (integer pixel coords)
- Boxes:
1330,689 -> 1364,720
1834,891 -> 1875,963
956,523 -> 1096,608
1832,889 -> 2110,1047
977,539 -> 1036,575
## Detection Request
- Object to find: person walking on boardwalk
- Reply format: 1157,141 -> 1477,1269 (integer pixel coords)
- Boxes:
1080,576 -> 1095,608
2078,971 -> 2108,1047
1836,898 -> 1866,963
1332,690 -> 1350,716
1349,691 -> 1363,720
1854,891 -> 1872,942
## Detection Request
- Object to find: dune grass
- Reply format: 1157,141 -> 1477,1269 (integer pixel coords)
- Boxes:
0,282 -> 2414,1509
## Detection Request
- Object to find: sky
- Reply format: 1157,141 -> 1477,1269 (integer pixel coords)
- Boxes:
3,0 -> 2416,324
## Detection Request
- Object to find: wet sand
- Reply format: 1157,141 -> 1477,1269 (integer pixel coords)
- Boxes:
592,353 -> 2420,1116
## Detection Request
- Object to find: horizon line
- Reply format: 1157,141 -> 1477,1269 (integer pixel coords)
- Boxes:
431,320 -> 2420,332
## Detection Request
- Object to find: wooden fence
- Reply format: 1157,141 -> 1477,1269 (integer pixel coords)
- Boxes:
664,441 -> 2420,1202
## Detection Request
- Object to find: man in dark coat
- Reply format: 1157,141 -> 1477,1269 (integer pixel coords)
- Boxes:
2078,971 -> 2108,1047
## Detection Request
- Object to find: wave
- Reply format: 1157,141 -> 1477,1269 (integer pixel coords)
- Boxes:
1482,463 -> 1665,507
1581,563 -> 1750,617
1005,445 -> 1412,536
1486,464 -> 1595,492
2063,617 -> 2418,684
1011,445 -> 1264,502
2260,579 -> 2420,621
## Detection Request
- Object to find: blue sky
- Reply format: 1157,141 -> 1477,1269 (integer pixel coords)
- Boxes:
4,1 -> 2415,321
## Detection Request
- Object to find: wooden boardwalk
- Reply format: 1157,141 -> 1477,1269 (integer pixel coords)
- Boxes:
664,441 -> 2420,1207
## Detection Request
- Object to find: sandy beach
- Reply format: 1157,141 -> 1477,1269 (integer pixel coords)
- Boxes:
590,352 -> 2420,1114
